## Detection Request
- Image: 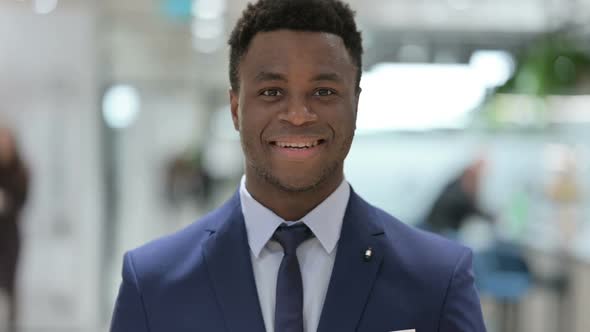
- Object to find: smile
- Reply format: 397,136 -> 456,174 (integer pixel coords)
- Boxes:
272,140 -> 323,149
269,138 -> 326,159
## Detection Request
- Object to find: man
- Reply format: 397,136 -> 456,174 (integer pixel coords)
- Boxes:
110,1 -> 487,331
0,127 -> 29,332
424,157 -> 495,234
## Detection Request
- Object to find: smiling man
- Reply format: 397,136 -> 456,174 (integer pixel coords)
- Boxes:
231,29 -> 359,222
110,1 -> 487,331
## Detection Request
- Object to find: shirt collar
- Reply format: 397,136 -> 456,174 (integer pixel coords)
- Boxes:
240,176 -> 350,258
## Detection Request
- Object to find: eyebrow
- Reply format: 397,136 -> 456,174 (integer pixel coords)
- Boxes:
311,72 -> 343,83
253,71 -> 344,84
255,71 -> 287,83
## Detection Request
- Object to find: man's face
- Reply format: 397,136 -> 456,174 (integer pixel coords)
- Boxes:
230,30 -> 359,192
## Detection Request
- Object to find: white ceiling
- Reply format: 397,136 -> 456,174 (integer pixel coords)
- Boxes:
3,0 -> 588,116
222,0 -> 590,32
95,0 -> 590,92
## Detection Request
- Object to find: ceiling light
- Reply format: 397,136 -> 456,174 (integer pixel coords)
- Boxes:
470,50 -> 515,88
33,0 -> 58,14
102,85 -> 141,129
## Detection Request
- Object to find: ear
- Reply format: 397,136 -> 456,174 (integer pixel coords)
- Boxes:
353,87 -> 362,129
229,88 -> 240,131
355,87 -> 362,109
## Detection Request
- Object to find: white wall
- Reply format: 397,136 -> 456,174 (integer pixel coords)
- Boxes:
0,2 -> 103,329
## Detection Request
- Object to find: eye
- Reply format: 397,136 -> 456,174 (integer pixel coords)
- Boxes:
260,89 -> 283,97
314,88 -> 335,96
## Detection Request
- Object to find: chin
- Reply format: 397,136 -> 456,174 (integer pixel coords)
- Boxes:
271,175 -> 323,193
271,165 -> 343,193
253,160 -> 341,193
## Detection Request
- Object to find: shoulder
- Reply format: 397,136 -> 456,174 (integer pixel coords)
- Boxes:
124,194 -> 240,280
383,207 -> 467,255
356,198 -> 486,330
362,196 -> 471,275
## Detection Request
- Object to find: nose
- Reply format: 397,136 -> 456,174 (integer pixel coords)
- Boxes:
278,96 -> 318,126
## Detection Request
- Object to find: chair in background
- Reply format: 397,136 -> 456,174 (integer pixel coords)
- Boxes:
474,242 -> 532,332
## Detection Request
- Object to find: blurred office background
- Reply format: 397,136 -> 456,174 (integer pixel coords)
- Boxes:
1,0 -> 590,331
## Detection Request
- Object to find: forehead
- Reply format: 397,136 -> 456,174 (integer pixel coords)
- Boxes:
239,30 -> 356,80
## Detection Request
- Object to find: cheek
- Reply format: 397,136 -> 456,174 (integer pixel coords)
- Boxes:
241,100 -> 281,132
239,112 -> 267,147
240,119 -> 258,142
331,107 -> 357,133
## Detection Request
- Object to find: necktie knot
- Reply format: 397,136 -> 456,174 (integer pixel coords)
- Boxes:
273,224 -> 313,256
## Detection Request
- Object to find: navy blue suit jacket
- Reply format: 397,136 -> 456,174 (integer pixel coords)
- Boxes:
111,188 -> 486,331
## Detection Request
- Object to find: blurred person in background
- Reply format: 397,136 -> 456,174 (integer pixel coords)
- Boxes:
423,156 -> 495,235
0,127 -> 29,331
111,1 -> 486,331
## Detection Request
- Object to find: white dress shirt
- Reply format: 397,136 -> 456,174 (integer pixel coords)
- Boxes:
239,176 -> 350,332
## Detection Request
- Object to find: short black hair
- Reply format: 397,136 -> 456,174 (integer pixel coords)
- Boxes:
228,0 -> 363,91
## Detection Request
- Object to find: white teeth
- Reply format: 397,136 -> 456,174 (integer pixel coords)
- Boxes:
276,140 -> 320,148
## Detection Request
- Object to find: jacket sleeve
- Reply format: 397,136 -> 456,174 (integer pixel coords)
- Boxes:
110,252 -> 150,332
438,249 -> 487,332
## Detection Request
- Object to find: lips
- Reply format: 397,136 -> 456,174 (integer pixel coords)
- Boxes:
273,140 -> 322,149
268,137 -> 326,159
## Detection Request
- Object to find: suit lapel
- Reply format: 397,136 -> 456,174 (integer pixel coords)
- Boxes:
317,189 -> 386,332
202,193 -> 266,332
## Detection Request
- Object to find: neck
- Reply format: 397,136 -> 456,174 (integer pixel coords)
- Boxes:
245,172 -> 344,221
